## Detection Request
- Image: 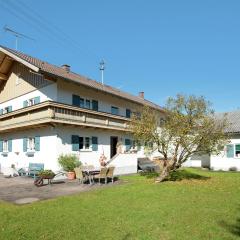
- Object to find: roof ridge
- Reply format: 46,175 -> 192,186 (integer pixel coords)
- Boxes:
0,45 -> 164,112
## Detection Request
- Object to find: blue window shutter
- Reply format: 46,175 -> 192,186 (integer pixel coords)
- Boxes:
0,109 -> 3,115
72,135 -> 79,151
226,144 -> 234,158
34,96 -> 40,104
35,136 -> 40,151
125,139 -> 131,151
92,137 -> 98,151
8,139 -> 12,152
0,140 -> 3,152
72,95 -> 80,107
92,100 -> 98,111
126,109 -> 131,118
23,100 -> 28,108
8,106 -> 12,112
23,138 -> 28,152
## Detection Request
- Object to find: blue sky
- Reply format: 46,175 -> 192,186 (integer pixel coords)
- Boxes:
0,0 -> 239,112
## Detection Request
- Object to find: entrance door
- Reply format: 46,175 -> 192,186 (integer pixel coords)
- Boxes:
110,136 -> 118,158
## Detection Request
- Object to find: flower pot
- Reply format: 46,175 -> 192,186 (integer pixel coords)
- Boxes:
67,171 -> 76,180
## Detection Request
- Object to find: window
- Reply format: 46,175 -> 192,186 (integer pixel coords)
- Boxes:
85,137 -> 90,149
23,136 -> 40,152
126,109 -> 131,118
27,137 -> 35,151
23,96 -> 40,108
79,137 -> 91,150
28,98 -> 35,106
92,100 -> 98,111
73,95 -> 97,110
226,144 -> 240,158
111,106 -> 119,115
235,144 -> 240,157
3,140 -> 8,152
3,106 -> 12,114
80,98 -> 84,108
72,94 -> 80,107
86,99 -> 91,109
79,137 -> 84,150
72,135 -> 97,151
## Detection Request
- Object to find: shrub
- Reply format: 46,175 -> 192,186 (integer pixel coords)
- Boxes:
229,166 -> 237,172
38,170 -> 55,177
58,154 -> 81,172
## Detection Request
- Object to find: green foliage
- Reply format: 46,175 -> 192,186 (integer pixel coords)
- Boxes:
38,170 -> 55,177
130,94 -> 229,181
58,154 -> 81,172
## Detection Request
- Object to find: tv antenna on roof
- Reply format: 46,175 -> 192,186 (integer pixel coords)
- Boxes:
99,59 -> 105,85
3,26 -> 35,50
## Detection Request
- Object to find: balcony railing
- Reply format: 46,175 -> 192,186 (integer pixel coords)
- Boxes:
0,101 -> 130,132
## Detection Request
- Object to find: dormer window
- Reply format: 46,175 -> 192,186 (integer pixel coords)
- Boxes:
1,106 -> 12,114
23,96 -> 40,108
28,98 -> 35,106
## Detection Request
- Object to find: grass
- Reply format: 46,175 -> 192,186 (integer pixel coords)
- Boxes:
0,168 -> 240,240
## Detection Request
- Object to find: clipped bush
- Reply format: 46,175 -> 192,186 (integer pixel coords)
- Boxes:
58,154 -> 81,172
229,166 -> 237,172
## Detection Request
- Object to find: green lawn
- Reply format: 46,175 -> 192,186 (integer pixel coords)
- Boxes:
0,168 -> 240,240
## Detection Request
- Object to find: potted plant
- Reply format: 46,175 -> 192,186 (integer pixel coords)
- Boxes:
58,154 -> 81,180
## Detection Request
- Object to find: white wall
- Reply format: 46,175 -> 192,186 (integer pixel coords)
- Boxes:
184,154 -> 210,168
56,79 -> 142,117
108,153 -> 138,175
211,136 -> 240,171
0,127 -> 58,172
0,83 -> 57,111
56,126 -> 133,167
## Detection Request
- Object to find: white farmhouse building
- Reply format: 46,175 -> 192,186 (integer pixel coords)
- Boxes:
184,111 -> 240,171
0,45 -> 165,174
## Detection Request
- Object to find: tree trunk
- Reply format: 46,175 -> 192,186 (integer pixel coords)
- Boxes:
155,165 -> 170,183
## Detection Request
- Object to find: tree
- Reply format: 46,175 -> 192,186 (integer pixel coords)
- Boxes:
130,94 -> 229,182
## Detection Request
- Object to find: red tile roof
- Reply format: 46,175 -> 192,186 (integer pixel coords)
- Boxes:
0,45 -> 164,112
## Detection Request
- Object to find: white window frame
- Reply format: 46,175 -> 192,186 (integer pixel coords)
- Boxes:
3,107 -> 10,114
3,140 -> 8,153
28,98 -> 35,107
79,137 -> 92,151
234,143 -> 240,158
27,137 -> 35,151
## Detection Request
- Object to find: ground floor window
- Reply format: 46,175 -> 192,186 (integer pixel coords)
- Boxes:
27,137 -> 35,151
226,144 -> 240,158
23,136 -> 40,152
3,140 -> 8,152
79,137 -> 91,150
72,135 -> 98,151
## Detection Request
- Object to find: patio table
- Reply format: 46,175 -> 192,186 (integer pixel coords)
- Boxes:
82,166 -> 100,184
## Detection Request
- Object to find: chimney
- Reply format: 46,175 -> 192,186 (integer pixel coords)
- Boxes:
139,91 -> 144,99
61,64 -> 71,72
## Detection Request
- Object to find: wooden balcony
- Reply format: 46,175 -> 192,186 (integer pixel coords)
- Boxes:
0,101 -> 131,133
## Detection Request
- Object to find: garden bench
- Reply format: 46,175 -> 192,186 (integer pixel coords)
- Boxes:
27,163 -> 44,179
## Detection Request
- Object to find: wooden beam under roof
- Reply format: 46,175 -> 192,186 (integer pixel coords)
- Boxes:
0,72 -> 7,80
0,55 -> 13,74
